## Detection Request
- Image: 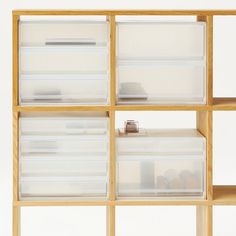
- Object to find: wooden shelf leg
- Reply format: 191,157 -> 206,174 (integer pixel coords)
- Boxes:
196,205 -> 212,236
107,206 -> 115,236
13,206 -> 21,236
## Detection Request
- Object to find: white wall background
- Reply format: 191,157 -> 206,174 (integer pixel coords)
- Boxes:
1,0 -> 236,235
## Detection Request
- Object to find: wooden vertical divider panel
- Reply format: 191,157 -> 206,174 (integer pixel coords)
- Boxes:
13,14 -> 19,107
13,13 -> 20,236
107,15 -> 116,236
196,15 -> 213,236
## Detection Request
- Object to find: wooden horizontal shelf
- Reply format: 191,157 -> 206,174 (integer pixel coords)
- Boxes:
14,199 -> 209,207
115,105 -> 210,111
13,105 -> 111,112
212,98 -> 236,110
14,102 -> 236,112
12,9 -> 236,16
213,185 -> 236,205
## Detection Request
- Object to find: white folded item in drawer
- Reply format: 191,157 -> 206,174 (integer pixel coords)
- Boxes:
117,60 -> 206,104
20,46 -> 108,73
20,116 -> 109,135
20,158 -> 107,177
117,155 -> 205,198
117,129 -> 206,155
19,176 -> 107,199
20,21 -> 109,46
20,74 -> 109,105
20,136 -> 108,154
117,22 -> 205,59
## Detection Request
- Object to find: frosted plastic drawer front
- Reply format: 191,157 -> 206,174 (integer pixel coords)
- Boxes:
117,156 -> 205,198
117,137 -> 205,155
20,47 -> 108,73
117,22 -> 205,58
20,177 -> 107,199
117,62 -> 206,104
20,137 -> 108,154
20,74 -> 108,105
20,117 -> 109,135
21,158 -> 107,177
20,21 -> 109,46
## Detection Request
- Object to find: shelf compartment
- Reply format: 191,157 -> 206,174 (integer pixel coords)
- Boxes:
19,74 -> 109,105
117,60 -> 206,105
19,176 -> 107,200
20,47 -> 108,73
117,129 -> 206,155
20,115 -> 109,135
117,22 -> 205,59
20,158 -> 107,177
20,20 -> 109,47
117,155 -> 205,199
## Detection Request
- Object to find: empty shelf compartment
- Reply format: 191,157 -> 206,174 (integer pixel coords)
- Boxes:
117,61 -> 206,104
19,176 -> 107,200
117,22 -> 205,59
116,129 -> 206,199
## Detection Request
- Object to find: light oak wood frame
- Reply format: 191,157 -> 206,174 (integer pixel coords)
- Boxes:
12,10 -> 236,236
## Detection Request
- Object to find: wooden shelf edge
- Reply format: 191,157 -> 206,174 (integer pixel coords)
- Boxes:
213,185 -> 236,205
12,9 -> 236,16
115,105 -> 210,111
14,199 -> 209,207
13,105 -> 111,112
213,98 -> 236,110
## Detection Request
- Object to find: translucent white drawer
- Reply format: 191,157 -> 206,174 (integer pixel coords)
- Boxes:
20,176 -> 107,200
20,46 -> 108,73
20,116 -> 109,135
117,130 -> 205,155
117,155 -> 205,198
20,158 -> 107,177
20,21 -> 109,46
117,22 -> 205,59
20,136 -> 108,154
117,61 -> 206,104
20,74 -> 109,105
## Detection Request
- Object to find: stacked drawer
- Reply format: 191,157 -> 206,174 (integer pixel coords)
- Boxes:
116,21 -> 206,104
19,18 -> 109,105
116,129 -> 206,199
19,114 -> 109,200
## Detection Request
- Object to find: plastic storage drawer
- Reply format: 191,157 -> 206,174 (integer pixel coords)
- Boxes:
117,155 -> 205,198
19,114 -> 109,200
19,20 -> 109,105
116,129 -> 206,199
117,61 -> 206,104
20,177 -> 107,199
117,22 -> 205,59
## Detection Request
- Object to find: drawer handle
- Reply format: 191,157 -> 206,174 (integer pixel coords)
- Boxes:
45,38 -> 96,46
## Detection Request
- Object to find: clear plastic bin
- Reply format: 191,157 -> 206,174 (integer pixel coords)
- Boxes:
117,22 -> 205,59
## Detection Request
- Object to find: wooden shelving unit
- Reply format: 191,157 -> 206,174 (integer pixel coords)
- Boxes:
12,9 -> 236,236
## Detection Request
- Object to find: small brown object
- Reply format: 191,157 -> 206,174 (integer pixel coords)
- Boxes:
124,120 -> 139,133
